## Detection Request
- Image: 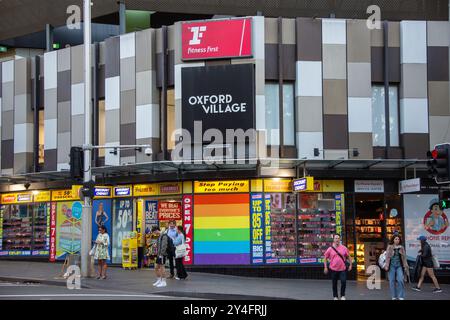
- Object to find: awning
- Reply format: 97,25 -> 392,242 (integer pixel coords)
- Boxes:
0,158 -> 428,184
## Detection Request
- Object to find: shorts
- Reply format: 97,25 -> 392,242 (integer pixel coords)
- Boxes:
156,256 -> 166,265
422,259 -> 434,268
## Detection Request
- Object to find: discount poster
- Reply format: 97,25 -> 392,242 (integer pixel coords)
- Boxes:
92,200 -> 112,263
112,198 -> 133,264
145,200 -> 159,233
55,201 -> 83,260
404,194 -> 450,269
250,194 -> 264,264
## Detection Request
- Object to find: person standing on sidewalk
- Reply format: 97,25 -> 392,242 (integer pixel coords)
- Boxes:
152,226 -> 175,288
173,226 -> 188,280
412,235 -> 442,293
384,235 -> 409,300
94,225 -> 110,280
324,234 -> 352,300
166,220 -> 178,279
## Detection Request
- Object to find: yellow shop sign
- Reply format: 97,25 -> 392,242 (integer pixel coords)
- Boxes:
263,179 -> 292,193
33,191 -> 51,202
52,189 -> 80,201
194,180 -> 249,193
133,184 -> 158,197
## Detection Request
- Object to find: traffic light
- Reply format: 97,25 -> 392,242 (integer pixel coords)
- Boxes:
70,147 -> 84,181
427,143 -> 450,184
439,190 -> 450,210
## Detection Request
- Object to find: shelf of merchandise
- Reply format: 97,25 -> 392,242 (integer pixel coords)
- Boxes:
298,209 -> 336,260
2,217 -> 33,251
270,211 -> 296,259
385,218 -> 402,239
122,237 -> 138,269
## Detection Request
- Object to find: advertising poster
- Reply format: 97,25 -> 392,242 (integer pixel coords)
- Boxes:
183,196 -> 193,265
145,200 -> 159,233
264,194 -> 276,263
335,194 -> 343,238
112,198 -> 133,264
55,201 -> 83,260
92,200 -> 112,263
0,206 -> 3,253
250,194 -> 264,264
404,194 -> 450,268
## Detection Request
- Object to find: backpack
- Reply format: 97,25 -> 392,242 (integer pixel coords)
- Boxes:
163,231 -> 175,255
378,251 -> 387,269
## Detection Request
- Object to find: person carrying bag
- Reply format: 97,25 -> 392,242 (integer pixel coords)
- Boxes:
173,226 -> 188,280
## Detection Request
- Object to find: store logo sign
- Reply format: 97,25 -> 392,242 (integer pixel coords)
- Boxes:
354,180 -> 384,193
189,26 -> 207,45
94,187 -> 111,197
114,187 -> 131,197
17,194 -> 32,202
293,177 -> 314,192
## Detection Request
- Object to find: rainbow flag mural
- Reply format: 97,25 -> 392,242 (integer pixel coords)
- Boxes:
194,194 -> 250,265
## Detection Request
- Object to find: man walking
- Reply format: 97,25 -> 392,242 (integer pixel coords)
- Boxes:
152,226 -> 170,288
324,234 -> 353,300
166,220 -> 177,279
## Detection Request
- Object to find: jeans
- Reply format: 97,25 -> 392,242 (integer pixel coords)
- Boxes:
175,257 -> 188,279
388,265 -> 405,299
330,270 -> 347,298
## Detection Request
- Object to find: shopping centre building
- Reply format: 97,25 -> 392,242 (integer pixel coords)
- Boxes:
0,0 -> 449,281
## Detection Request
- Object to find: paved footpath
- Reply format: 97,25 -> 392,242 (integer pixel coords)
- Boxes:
0,261 -> 449,300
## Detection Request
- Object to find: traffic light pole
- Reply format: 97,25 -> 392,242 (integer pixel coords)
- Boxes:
81,0 -> 92,278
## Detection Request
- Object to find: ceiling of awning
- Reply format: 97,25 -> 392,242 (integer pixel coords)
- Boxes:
0,158 -> 428,184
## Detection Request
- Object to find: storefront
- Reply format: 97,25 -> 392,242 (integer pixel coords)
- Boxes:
0,191 -> 51,257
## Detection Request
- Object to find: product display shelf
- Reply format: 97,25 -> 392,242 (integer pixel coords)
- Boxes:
348,243 -> 365,273
354,218 -> 383,240
2,217 -> 33,251
270,211 -> 296,259
122,237 -> 138,269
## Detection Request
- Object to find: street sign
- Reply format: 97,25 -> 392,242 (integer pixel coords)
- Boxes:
399,178 -> 421,193
293,177 -> 314,192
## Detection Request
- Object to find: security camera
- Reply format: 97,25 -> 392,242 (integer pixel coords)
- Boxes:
145,147 -> 153,156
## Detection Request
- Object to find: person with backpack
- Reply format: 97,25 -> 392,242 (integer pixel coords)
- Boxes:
323,234 -> 353,300
151,226 -> 175,288
412,235 -> 442,293
384,235 -> 409,300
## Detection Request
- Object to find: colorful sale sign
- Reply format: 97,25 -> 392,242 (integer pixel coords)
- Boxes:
250,194 -> 264,264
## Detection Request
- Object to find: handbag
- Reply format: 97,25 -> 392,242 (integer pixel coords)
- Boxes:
175,236 -> 188,258
89,244 -> 96,256
432,255 -> 440,268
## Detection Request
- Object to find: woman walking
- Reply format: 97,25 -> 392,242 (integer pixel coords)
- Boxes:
152,226 -> 171,288
412,235 -> 442,293
384,235 -> 409,300
94,225 -> 110,279
173,226 -> 188,280
323,234 -> 353,300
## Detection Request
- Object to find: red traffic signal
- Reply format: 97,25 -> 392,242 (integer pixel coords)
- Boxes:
427,144 -> 450,184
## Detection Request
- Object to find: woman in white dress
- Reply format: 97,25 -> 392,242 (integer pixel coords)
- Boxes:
94,225 -> 110,279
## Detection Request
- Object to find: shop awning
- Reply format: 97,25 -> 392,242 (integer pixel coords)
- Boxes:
0,158 -> 428,184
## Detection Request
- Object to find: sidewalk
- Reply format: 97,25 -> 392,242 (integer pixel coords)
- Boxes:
0,261 -> 449,300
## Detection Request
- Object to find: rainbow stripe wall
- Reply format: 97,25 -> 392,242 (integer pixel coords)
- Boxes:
193,194 -> 250,265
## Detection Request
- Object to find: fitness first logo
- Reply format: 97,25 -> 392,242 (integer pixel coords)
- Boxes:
189,26 -> 207,45
188,94 -> 248,114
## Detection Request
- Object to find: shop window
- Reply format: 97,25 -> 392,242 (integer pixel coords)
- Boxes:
32,203 -> 49,253
98,100 -> 106,158
39,110 -> 44,164
112,198 -> 134,264
266,193 -> 297,261
264,83 -> 296,146
298,193 -> 343,262
167,89 -> 175,150
372,85 -> 399,147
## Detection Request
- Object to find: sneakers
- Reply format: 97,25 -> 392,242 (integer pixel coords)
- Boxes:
433,288 -> 443,293
152,279 -> 161,287
399,298 -> 405,300
333,297 -> 339,300
156,279 -> 167,288
340,296 -> 346,300
411,286 -> 421,292
175,277 -> 181,280
392,298 -> 398,300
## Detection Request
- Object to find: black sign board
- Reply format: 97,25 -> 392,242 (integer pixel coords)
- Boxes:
181,64 -> 255,137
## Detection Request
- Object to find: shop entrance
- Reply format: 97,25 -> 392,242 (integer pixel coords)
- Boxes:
350,193 -> 403,280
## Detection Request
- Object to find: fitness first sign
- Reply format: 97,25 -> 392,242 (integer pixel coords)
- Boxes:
181,64 -> 255,136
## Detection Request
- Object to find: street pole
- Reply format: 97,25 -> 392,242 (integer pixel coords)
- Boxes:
81,0 -> 92,278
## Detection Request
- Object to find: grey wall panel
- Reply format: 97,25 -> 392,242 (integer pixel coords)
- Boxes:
427,47 -> 449,81
71,114 -> 85,147
1,140 -> 13,169
57,101 -> 71,133
120,90 -> 136,124
265,44 -> 278,80
282,44 -> 296,80
2,111 -> 13,140
296,18 -> 322,61
57,70 -> 71,102
43,149 -> 57,171
105,37 -> 120,78
323,115 -> 349,149
120,57 -> 136,92
120,123 -> 136,157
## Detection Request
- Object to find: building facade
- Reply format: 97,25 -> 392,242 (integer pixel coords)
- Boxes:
0,15 -> 449,280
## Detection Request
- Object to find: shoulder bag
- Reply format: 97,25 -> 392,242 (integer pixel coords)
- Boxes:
331,246 -> 350,270
175,235 -> 188,259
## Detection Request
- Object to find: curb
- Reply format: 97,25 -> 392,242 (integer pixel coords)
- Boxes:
0,276 -> 92,289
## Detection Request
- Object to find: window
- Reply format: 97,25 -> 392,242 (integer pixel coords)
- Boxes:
39,110 -> 44,164
372,85 -> 399,147
265,83 -> 295,146
98,100 -> 106,158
